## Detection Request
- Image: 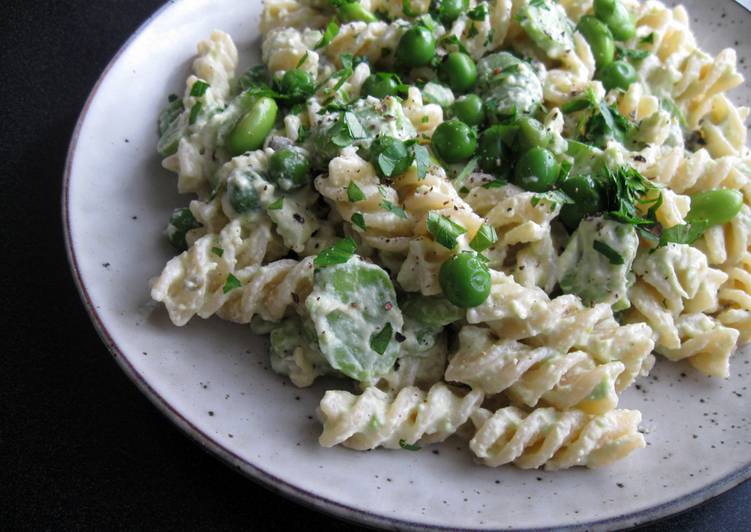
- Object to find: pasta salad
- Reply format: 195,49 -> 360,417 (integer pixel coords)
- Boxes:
150,0 -> 751,470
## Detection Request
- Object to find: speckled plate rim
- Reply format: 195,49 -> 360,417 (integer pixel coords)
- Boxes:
63,1 -> 751,530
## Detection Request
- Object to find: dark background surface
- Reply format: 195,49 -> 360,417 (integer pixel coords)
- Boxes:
2,0 -> 749,530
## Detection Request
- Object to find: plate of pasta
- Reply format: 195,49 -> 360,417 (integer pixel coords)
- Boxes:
65,0 -> 751,529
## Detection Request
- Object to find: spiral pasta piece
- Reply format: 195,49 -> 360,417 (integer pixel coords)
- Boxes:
318,383 -> 484,450
469,406 -> 645,470
262,27 -> 321,78
467,271 -> 655,388
542,32 -> 596,106
446,326 -> 624,414
695,205 -> 751,268
325,20 -> 407,67
402,86 -> 444,138
718,253 -> 751,343
260,0 -> 328,34
151,218 -> 278,325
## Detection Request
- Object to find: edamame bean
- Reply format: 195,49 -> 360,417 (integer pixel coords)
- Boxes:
451,94 -> 485,127
513,147 -> 560,192
594,0 -> 636,41
337,1 -> 378,23
433,0 -> 468,24
439,252 -> 491,308
280,69 -> 315,103
227,97 -> 278,156
396,26 -> 436,68
362,73 -> 400,99
687,189 -> 743,226
439,52 -> 478,93
431,119 -> 478,163
577,16 -> 615,68
268,149 -> 311,190
598,60 -> 637,91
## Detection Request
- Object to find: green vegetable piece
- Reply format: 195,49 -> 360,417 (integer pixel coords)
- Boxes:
351,212 -> 367,230
307,257 -> 404,382
338,1 -> 378,22
516,116 -> 553,152
470,223 -> 498,252
559,174 -> 605,230
238,65 -> 270,91
223,273 -> 242,294
268,148 -> 311,191
370,136 -> 414,178
439,52 -> 478,93
451,94 -> 485,127
347,181 -> 366,202
280,69 -> 315,103
227,96 -> 278,156
517,0 -> 575,58
396,26 -> 436,68
433,0 -> 468,24
166,208 -> 200,251
513,147 -> 560,193
401,294 -> 464,327
432,119 -> 478,163
687,189 -> 743,227
269,317 -> 332,385
577,16 -> 615,68
190,80 -> 210,97
559,217 -> 638,311
439,252 -> 491,308
228,171 -> 263,214
315,20 -> 341,50
362,73 -> 400,99
476,52 -> 543,122
157,96 -> 185,156
594,0 -> 636,41
427,212 -> 467,250
478,124 -> 516,175
598,60 -> 637,91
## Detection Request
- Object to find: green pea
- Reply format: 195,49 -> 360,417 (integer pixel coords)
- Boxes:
516,116 -> 552,153
451,94 -> 485,127
362,73 -> 400,99
478,125 -> 515,175
268,149 -> 311,191
370,136 -> 414,178
439,252 -> 491,308
228,97 -> 278,156
396,26 -> 437,68
431,119 -> 478,163
279,69 -> 315,103
167,208 -> 200,251
433,0 -> 468,24
598,60 -> 637,91
559,174 -> 605,230
514,147 -> 560,192
687,189 -> 744,227
228,173 -> 261,214
439,52 -> 478,93
337,1 -> 378,23
578,16 -> 615,68
594,0 -> 636,41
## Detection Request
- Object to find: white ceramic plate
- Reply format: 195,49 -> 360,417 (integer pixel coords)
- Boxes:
65,1 -> 751,529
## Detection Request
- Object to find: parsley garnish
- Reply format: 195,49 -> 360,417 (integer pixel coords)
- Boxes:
347,181 -> 366,202
223,274 -> 242,294
593,240 -> 624,265
330,111 -> 367,147
190,80 -> 210,97
398,439 -> 421,451
211,247 -> 224,257
238,65 -> 269,90
439,34 -> 470,55
402,0 -> 422,17
640,32 -> 656,45
381,199 -> 408,219
315,20 -> 340,49
351,212 -> 367,231
413,144 -> 430,180
483,178 -> 508,189
470,223 -> 498,252
603,166 -> 661,227
661,98 -> 688,129
267,198 -> 284,210
370,323 -> 393,355
295,51 -> 310,69
427,212 -> 467,250
615,46 -> 651,62
452,157 -> 479,190
658,220 -> 710,247
467,3 -> 489,20
314,237 -> 357,268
